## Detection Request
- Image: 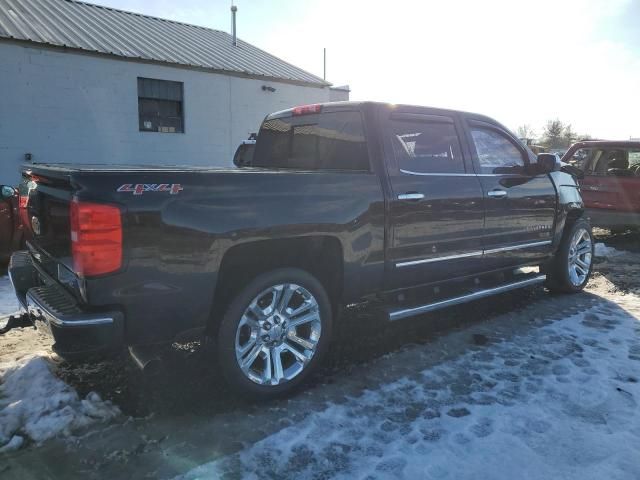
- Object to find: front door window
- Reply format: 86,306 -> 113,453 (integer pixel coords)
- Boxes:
470,128 -> 526,175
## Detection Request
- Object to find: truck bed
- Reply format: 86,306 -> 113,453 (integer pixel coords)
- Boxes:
24,163 -> 244,175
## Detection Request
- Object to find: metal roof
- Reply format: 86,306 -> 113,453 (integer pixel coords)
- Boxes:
0,0 -> 328,86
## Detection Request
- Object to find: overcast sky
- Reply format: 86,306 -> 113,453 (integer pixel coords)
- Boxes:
94,0 -> 639,139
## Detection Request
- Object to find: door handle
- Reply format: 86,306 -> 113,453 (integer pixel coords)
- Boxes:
398,192 -> 425,201
487,190 -> 507,198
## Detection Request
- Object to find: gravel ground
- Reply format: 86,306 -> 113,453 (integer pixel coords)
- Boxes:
1,230 -> 639,479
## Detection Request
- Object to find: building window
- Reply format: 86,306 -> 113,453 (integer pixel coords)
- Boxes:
137,77 -> 184,133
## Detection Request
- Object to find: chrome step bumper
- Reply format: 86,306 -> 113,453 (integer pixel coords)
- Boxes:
8,250 -> 124,358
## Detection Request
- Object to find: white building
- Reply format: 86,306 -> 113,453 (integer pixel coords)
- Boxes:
0,0 -> 349,186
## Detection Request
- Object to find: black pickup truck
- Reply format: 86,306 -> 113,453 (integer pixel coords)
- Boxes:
9,101 -> 593,397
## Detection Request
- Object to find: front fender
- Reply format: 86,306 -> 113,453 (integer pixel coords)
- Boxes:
550,171 -> 586,248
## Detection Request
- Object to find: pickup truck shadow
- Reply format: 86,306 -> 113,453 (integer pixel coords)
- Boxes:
590,230 -> 640,295
594,229 -> 640,254
58,285 -> 603,419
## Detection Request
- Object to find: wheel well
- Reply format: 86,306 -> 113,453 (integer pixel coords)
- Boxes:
565,208 -> 585,226
210,236 -> 343,331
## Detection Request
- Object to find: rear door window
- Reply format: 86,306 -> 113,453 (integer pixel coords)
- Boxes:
590,149 -> 639,177
390,120 -> 464,174
253,111 -> 369,171
629,150 -> 640,176
471,128 -> 526,174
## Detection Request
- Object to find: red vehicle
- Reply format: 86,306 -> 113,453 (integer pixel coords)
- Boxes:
0,185 -> 24,263
562,141 -> 640,230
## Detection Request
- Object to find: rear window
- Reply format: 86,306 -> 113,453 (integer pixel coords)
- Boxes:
252,111 -> 369,171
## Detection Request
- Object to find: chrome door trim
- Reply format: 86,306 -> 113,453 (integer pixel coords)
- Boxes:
399,169 -> 522,178
388,275 -> 547,321
400,169 -> 471,177
395,240 -> 552,268
484,240 -> 552,255
395,250 -> 484,267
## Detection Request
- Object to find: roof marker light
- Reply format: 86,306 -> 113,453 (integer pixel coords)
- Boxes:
292,104 -> 322,116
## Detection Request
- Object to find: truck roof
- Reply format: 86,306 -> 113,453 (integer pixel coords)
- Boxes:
568,140 -> 640,149
265,101 -> 498,125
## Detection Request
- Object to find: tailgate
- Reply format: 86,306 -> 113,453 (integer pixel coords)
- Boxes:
19,168 -> 74,276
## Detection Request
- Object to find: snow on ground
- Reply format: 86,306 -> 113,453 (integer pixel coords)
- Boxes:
0,274 -> 121,453
0,352 -> 121,452
594,242 -> 625,258
0,275 -> 19,320
179,297 -> 640,480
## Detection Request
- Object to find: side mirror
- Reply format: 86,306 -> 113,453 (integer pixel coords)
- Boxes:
233,142 -> 255,168
1,185 -> 16,199
536,153 -> 560,174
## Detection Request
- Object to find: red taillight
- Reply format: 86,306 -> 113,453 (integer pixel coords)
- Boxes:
292,104 -> 322,116
19,194 -> 29,228
70,199 -> 122,277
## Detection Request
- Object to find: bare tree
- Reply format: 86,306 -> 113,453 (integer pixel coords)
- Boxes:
563,124 -> 578,147
516,124 -> 536,141
542,119 -> 565,150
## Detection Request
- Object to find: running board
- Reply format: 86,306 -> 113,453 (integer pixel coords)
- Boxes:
388,275 -> 547,322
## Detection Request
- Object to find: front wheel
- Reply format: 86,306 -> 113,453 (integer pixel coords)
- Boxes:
546,218 -> 594,293
217,268 -> 332,398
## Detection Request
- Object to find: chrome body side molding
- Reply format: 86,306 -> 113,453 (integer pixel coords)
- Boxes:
395,240 -> 552,268
483,240 -> 552,255
396,250 -> 484,268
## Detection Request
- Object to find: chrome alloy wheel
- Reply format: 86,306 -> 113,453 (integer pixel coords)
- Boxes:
234,284 -> 322,386
568,227 -> 592,286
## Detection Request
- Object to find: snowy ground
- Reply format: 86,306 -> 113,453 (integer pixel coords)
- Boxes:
1,232 -> 639,479
594,242 -> 626,259
0,274 -> 120,455
0,353 -> 120,453
182,296 -> 640,480
0,275 -> 19,321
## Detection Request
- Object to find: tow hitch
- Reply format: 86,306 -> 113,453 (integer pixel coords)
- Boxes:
0,313 -> 35,335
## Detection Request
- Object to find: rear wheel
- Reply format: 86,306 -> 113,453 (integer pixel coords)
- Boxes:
546,218 -> 594,293
217,268 -> 332,398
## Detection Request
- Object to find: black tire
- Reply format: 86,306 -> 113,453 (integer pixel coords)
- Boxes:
546,218 -> 594,293
217,268 -> 333,398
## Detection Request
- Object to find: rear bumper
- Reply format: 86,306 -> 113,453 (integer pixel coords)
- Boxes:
9,251 -> 124,359
587,208 -> 640,228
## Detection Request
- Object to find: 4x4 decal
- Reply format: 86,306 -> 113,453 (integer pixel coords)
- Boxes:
117,184 -> 183,195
